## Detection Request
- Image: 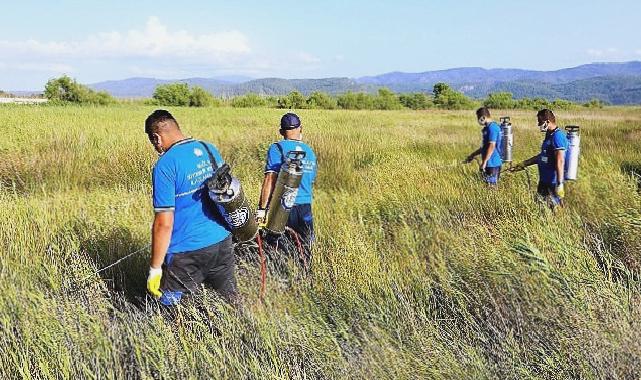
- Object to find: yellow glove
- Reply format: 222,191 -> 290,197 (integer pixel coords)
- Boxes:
511,162 -> 526,172
147,267 -> 163,298
556,183 -> 565,199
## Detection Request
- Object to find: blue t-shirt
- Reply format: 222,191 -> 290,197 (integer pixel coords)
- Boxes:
265,139 -> 317,205
537,129 -> 569,185
152,138 -> 230,255
482,121 -> 503,168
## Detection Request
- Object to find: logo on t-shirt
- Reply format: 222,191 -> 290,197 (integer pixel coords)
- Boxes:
194,148 -> 204,157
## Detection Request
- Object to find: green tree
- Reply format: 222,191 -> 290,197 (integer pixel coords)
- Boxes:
583,98 -> 606,108
373,88 -> 403,110
432,82 -> 450,99
484,92 -> 516,109
189,86 -> 218,107
264,96 -> 280,108
432,82 -> 474,110
336,92 -> 374,110
516,97 -> 551,110
230,93 -> 267,108
399,93 -> 433,110
44,75 -> 115,105
551,98 -> 575,110
306,91 -> 337,109
152,83 -> 191,106
278,91 -> 307,109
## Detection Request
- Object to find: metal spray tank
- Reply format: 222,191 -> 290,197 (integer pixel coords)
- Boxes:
265,150 -> 306,234
499,116 -> 513,163
206,164 -> 258,243
564,125 -> 581,180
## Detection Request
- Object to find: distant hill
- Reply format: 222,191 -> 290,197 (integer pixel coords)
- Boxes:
87,61 -> 641,104
357,62 -> 641,86
90,77 -> 237,98
223,77 -> 375,96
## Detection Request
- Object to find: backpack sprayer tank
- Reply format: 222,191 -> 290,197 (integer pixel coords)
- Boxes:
499,116 -> 513,163
265,151 -> 306,235
206,164 -> 258,243
564,125 -> 581,180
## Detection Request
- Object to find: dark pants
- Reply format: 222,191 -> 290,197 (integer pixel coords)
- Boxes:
537,182 -> 563,207
264,204 -> 314,269
160,236 -> 237,305
287,204 -> 314,245
482,166 -> 501,185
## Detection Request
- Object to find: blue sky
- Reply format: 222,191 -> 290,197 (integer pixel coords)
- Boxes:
1,0 -> 640,90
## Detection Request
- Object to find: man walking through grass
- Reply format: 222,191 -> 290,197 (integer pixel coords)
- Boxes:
511,109 -> 569,208
145,109 -> 237,305
256,113 -> 317,264
464,107 -> 503,186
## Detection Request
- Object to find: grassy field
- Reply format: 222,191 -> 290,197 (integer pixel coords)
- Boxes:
0,104 -> 640,379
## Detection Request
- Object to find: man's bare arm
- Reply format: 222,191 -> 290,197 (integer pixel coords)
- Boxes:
481,142 -> 496,169
259,172 -> 278,209
150,211 -> 173,269
555,150 -> 565,184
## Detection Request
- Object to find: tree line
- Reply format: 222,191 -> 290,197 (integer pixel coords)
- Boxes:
40,75 -> 607,110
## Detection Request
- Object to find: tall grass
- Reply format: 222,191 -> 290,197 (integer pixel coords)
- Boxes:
0,104 -> 640,378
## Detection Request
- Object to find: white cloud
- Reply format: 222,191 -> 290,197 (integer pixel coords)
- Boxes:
0,17 -> 250,63
0,61 -> 73,72
0,17 -> 332,87
587,47 -> 619,58
587,49 -> 604,57
296,52 -> 321,64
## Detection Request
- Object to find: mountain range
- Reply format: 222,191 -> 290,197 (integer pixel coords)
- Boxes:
87,62 -> 641,105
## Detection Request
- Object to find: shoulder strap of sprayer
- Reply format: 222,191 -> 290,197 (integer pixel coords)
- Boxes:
199,141 -> 218,170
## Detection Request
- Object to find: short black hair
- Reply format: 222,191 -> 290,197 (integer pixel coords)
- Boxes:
537,108 -> 556,123
145,109 -> 179,135
476,107 -> 491,118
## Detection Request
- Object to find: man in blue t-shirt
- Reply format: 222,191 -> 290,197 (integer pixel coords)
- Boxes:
257,113 -> 317,257
511,109 -> 569,208
145,110 -> 236,306
464,107 -> 503,185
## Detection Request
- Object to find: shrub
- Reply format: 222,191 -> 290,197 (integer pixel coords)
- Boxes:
399,93 -> 433,110
44,75 -> 115,105
515,97 -> 551,110
337,92 -> 375,110
583,98 -> 607,108
189,86 -> 219,107
432,82 -> 475,110
551,98 -> 575,110
373,88 -> 403,110
230,93 -> 267,108
484,92 -> 516,109
278,91 -> 307,109
306,91 -> 337,109
264,96 -> 280,108
152,83 -> 191,106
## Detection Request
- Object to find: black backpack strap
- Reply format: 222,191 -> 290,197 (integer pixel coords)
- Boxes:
199,141 -> 218,170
